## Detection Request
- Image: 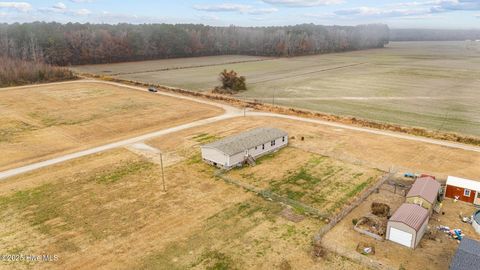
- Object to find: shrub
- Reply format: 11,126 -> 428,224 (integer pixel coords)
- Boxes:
371,202 -> 390,217
213,69 -> 247,94
0,57 -> 76,87
352,218 -> 358,225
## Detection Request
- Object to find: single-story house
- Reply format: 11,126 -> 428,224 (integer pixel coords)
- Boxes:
445,176 -> 480,205
450,237 -> 480,270
386,203 -> 429,249
406,177 -> 441,213
201,127 -> 288,169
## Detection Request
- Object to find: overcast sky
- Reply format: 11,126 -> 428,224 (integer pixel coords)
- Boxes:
0,0 -> 479,28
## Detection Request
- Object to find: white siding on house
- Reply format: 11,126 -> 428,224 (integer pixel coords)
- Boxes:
229,151 -> 247,167
227,136 -> 288,168
247,136 -> 288,159
200,128 -> 289,169
201,147 -> 228,168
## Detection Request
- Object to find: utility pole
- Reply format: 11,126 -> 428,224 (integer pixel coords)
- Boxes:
160,152 -> 166,192
272,89 -> 276,106
243,94 -> 246,117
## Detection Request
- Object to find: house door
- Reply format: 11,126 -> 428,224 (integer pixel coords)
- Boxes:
475,191 -> 480,205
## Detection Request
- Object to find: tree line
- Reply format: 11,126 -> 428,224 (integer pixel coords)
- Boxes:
0,22 -> 390,66
0,57 -> 75,87
390,29 -> 480,41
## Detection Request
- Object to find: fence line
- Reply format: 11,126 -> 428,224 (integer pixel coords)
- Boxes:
315,172 -> 392,238
313,173 -> 394,269
217,169 -> 395,269
215,170 -> 329,218
322,242 -> 397,270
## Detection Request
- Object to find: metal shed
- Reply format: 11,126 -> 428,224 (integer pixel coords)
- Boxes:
406,177 -> 441,212
445,176 -> 480,205
200,127 -> 288,169
386,203 -> 429,248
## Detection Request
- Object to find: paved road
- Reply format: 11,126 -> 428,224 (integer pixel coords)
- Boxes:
1,79 -> 480,180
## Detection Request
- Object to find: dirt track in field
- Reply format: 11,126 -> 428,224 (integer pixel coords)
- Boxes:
147,116 -> 480,180
0,81 -> 223,171
3,79 -> 480,181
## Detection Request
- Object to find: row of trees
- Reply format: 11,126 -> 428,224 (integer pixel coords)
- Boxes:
0,57 -> 75,87
0,22 -> 390,66
390,29 -> 480,41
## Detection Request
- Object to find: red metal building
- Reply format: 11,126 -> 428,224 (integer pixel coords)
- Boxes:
445,176 -> 480,205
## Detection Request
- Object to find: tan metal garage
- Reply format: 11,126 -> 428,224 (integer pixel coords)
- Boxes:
386,203 -> 429,249
406,176 -> 441,213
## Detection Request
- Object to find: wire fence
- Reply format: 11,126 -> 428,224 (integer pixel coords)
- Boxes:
217,167 -> 401,269
321,241 -> 397,270
314,173 -> 393,239
215,170 -> 329,218
310,173 -> 395,270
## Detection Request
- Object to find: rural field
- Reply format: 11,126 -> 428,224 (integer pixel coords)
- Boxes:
0,125 -> 368,270
2,115 -> 480,269
224,147 -> 383,215
147,116 -> 480,181
0,81 -> 223,171
74,41 -> 480,137
72,55 -> 271,77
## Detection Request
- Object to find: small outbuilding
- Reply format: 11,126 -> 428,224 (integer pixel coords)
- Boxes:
201,127 -> 288,169
386,203 -> 429,249
450,237 -> 480,270
406,177 -> 441,213
445,176 -> 480,205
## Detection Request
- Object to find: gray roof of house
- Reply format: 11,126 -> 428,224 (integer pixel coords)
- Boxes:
201,127 -> 288,156
450,237 -> 480,270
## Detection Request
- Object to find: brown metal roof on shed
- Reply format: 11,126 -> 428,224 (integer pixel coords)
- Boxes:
389,203 -> 429,232
406,177 -> 441,204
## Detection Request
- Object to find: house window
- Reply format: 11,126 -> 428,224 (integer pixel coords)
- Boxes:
271,140 -> 276,146
282,136 -> 285,142
464,189 -> 471,197
477,192 -> 480,199
262,144 -> 265,150
255,146 -> 258,150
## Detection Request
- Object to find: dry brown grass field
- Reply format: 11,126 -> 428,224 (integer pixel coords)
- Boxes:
225,147 -> 383,215
71,55 -> 270,77
2,115 -> 480,269
0,138 -> 364,270
148,116 -> 480,180
0,81 -> 222,171
74,42 -> 480,136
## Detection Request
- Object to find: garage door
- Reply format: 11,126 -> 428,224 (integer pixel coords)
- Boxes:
389,227 -> 413,247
